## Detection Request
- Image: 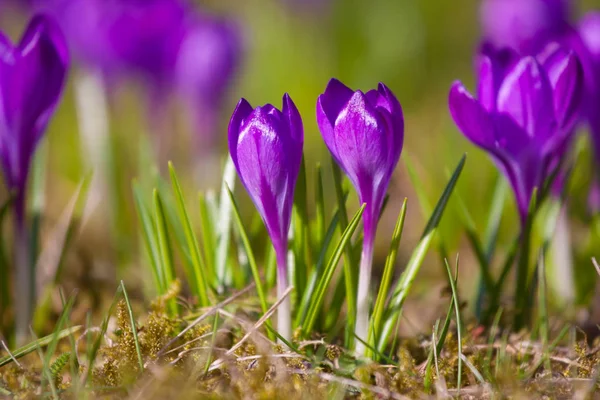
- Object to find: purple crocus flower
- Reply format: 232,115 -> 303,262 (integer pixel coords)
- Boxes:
449,45 -> 582,225
228,94 -> 303,342
0,14 -> 69,341
579,13 -> 600,164
480,0 -> 571,54
317,78 -> 404,355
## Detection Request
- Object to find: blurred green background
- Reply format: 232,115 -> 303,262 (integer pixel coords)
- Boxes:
2,0 -> 599,332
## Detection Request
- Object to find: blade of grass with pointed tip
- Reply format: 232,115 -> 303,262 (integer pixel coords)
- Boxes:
514,189 -> 537,330
0,325 -> 81,367
292,157 -> 309,299
378,154 -> 466,352
445,257 -> 463,391
120,281 -> 144,372
367,198 -> 407,358
169,162 -> 210,306
303,204 -> 365,336
331,160 -> 357,348
216,156 -> 236,291
198,192 -> 216,282
226,187 -> 274,340
314,163 -> 325,247
40,292 -> 76,390
295,211 -> 341,328
153,189 -> 178,316
133,181 -> 164,295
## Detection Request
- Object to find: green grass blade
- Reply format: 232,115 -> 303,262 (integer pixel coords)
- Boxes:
226,187 -> 274,340
302,204 -> 365,336
133,181 -> 164,295
0,326 -> 81,367
378,154 -> 466,352
198,192 -> 216,281
215,156 -> 236,292
331,160 -> 357,348
292,157 -> 309,300
444,257 -> 463,392
314,163 -> 325,247
169,162 -> 210,306
153,189 -> 178,316
368,198 -> 407,357
120,281 -> 144,372
295,211 -> 340,327
514,189 -> 537,330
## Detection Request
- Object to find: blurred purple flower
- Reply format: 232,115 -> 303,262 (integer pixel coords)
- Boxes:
228,94 -> 302,341
450,46 -> 583,224
0,14 -> 68,214
480,0 -> 571,54
578,13 -> 600,161
317,78 -> 403,353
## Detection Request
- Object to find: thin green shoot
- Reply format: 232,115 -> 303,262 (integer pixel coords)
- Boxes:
215,156 -> 236,291
367,198 -> 407,358
226,187 -> 274,341
120,281 -> 144,372
169,162 -> 210,306
302,204 -> 365,336
444,257 -> 463,392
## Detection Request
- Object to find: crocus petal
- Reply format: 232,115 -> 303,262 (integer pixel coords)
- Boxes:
496,57 -> 555,140
376,82 -> 404,163
228,97 -> 253,169
316,78 -> 354,162
448,81 -> 496,150
538,44 -> 583,132
229,95 -> 303,254
579,12 -> 600,63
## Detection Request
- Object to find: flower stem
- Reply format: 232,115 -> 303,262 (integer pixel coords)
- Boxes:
14,191 -> 32,345
276,250 -> 292,344
355,231 -> 375,357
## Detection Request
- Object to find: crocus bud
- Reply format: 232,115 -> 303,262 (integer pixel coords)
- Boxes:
317,78 -> 404,355
449,47 -> 582,225
317,79 -> 404,242
228,94 -> 303,342
480,0 -> 570,54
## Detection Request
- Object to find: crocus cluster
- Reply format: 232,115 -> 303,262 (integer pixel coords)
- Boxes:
29,0 -> 241,144
480,0 -> 600,200
229,79 -> 404,350
449,45 -> 583,224
0,15 -> 69,342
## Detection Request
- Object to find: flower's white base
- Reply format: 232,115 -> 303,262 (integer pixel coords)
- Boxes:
355,242 -> 373,357
550,204 -> 575,305
14,224 -> 31,345
277,277 -> 292,345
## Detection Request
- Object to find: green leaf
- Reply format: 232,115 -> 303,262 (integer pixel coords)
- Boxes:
444,257 -> 463,391
367,198 -> 407,358
226,187 -> 274,340
198,192 -> 216,282
121,281 -> 144,372
169,162 -> 210,306
302,204 -> 366,336
295,211 -> 340,327
331,160 -> 357,348
313,163 -> 326,247
153,189 -> 178,316
133,181 -> 164,295
0,326 -> 81,367
378,154 -> 466,352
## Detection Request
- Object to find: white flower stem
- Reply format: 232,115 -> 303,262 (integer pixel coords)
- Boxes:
276,251 -> 292,345
355,235 -> 374,357
550,203 -> 574,304
14,200 -> 31,345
